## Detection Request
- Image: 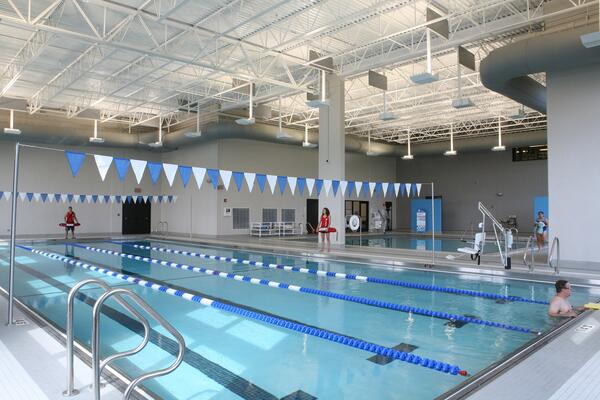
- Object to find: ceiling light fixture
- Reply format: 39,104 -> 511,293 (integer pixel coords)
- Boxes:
276,96 -> 292,140
3,110 -> 21,135
88,119 -> 105,143
444,123 -> 457,156
366,131 -> 379,156
402,130 -> 414,160
379,91 -> 396,121
235,83 -> 255,125
184,104 -> 202,138
410,29 -> 439,84
306,70 -> 330,108
580,0 -> 600,48
302,124 -> 317,148
492,116 -> 506,151
148,117 -> 164,148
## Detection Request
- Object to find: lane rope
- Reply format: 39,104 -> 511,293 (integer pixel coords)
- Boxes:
16,245 -> 468,376
113,241 -> 549,306
81,244 -> 538,335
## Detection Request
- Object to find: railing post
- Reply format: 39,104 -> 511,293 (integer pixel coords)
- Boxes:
7,142 -> 20,326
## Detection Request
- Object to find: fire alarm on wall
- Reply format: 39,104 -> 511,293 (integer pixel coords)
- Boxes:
134,188 -> 142,193
224,198 -> 228,203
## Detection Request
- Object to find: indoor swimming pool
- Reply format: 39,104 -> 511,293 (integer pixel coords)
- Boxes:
0,239 -> 595,400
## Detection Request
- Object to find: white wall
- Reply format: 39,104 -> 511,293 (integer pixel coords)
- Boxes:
547,64 -> 600,267
0,142 -> 161,237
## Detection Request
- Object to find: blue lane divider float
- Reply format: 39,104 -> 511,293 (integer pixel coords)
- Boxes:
81,244 -> 538,335
114,241 -> 549,306
16,245 -> 468,376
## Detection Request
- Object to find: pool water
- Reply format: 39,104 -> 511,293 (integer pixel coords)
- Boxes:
0,239 -> 595,400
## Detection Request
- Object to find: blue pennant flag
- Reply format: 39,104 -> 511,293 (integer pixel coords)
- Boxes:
332,180 -> 340,196
277,176 -> 287,195
79,194 -> 86,203
135,196 -> 142,203
411,183 -> 417,196
256,174 -> 267,193
147,195 -> 153,203
232,172 -> 244,192
54,193 -> 61,202
375,182 -> 383,197
92,195 -> 98,203
361,182 -> 369,197
400,183 -> 406,197
67,194 -> 74,203
115,195 -> 122,203
40,193 -> 48,202
168,195 -> 174,203
125,195 -> 133,203
179,166 -> 192,188
346,181 -> 355,197
0,192 -> 3,200
103,195 -> 110,203
387,183 -> 394,197
26,192 -> 34,202
157,195 -> 163,203
297,177 -> 306,195
207,169 -> 220,189
315,179 -> 323,196
113,158 -> 131,182
147,162 -> 162,185
65,151 -> 86,177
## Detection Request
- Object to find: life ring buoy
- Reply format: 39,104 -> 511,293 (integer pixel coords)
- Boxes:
349,215 -> 361,232
59,223 -> 81,227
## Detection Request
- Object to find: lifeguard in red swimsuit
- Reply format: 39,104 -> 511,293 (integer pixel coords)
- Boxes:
64,206 -> 79,239
317,207 -> 331,252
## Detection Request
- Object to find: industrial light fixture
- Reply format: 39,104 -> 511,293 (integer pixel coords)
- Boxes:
379,91 -> 396,121
3,110 -> 21,135
452,47 -> 474,109
580,1 -> 600,48
402,130 -> 414,160
366,131 -> 379,156
444,123 -> 457,156
184,104 -> 202,138
148,117 -> 164,148
410,29 -> 439,84
88,120 -> 105,143
492,116 -> 506,151
306,70 -> 330,108
302,124 -> 317,148
276,96 -> 292,140
235,83 -> 255,125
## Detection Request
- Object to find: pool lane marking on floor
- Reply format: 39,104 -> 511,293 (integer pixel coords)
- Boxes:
4,255 -> 282,400
18,245 -> 468,376
112,241 -> 549,306
86,244 -> 539,335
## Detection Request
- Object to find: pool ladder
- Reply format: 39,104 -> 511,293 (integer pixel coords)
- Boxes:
154,221 -> 169,234
523,235 -> 560,274
63,279 -> 185,400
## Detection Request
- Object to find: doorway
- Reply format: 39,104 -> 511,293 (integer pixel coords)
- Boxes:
122,199 -> 151,234
306,199 -> 319,233
385,201 -> 393,231
345,200 -> 369,232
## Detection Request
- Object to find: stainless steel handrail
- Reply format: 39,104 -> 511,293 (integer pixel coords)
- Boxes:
92,288 -> 185,400
523,235 -> 535,272
63,279 -> 151,397
549,236 -> 560,275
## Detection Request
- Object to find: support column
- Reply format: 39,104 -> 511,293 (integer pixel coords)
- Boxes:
318,73 -> 345,246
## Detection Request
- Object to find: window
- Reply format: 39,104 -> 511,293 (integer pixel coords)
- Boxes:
262,208 -> 278,223
282,209 -> 295,222
232,208 -> 249,229
512,145 -> 547,162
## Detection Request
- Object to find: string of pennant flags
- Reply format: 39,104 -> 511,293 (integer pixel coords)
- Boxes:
65,150 -> 424,198
0,191 -> 177,204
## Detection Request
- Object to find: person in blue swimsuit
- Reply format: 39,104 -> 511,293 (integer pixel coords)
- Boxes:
534,211 -> 548,251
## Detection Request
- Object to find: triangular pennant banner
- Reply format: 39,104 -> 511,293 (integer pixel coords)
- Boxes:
26,193 -> 34,202
94,155 -> 113,181
277,176 -> 287,195
168,195 -> 174,203
103,195 -> 110,203
306,178 -> 315,196
266,175 -> 277,194
368,182 -> 376,197
19,192 -> 26,201
219,170 -> 233,191
355,181 -> 363,197
40,193 -> 48,202
113,158 -> 131,182
65,151 -> 86,177
86,195 -> 93,203
0,192 -> 3,201
163,163 -> 178,187
192,167 -> 206,189
92,195 -> 99,203
130,159 -> 147,184
287,177 -> 297,195
232,172 -> 244,192
382,183 -> 389,197
4,192 -> 11,201
115,195 -> 122,203
206,169 -> 220,189
375,182 -> 383,197
33,193 -> 41,202
79,194 -> 87,203
256,174 -> 267,193
297,177 -> 306,195
405,183 -> 412,197
314,179 -> 323,196
147,162 -> 162,185
340,181 -> 348,197
331,180 -> 340,197
323,179 -> 332,196
179,166 -> 192,188
156,195 -> 162,203
244,172 -> 256,192
346,181 -> 354,197
416,183 -> 422,196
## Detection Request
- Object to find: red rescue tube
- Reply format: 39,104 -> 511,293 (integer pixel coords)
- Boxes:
327,227 -> 337,233
59,223 -> 81,227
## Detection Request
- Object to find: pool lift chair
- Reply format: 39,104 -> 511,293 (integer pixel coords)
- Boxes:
456,228 -> 486,265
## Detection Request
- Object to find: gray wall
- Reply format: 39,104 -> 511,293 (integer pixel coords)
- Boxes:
547,64 -> 600,267
395,150 -> 548,232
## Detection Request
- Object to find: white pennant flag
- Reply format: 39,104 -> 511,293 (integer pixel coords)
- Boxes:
355,181 -> 363,197
306,178 -> 315,196
340,181 -> 348,197
394,183 -> 401,197
163,163 -> 178,186
19,192 -> 26,201
86,195 -> 93,203
405,183 -> 411,197
266,174 -> 277,194
416,183 -> 422,196
109,195 -> 116,203
4,192 -> 11,201
172,195 -> 178,203
61,194 -> 68,203
142,195 -> 148,203
287,177 -> 297,195
244,172 -> 256,192
219,170 -> 233,191
48,194 -> 54,203
192,167 -> 206,190
153,196 -> 159,203
94,155 -> 113,181
122,195 -> 128,203
130,159 -> 147,184
33,193 -> 41,202
382,182 -> 389,197
368,182 -> 376,197
323,179 -> 332,196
